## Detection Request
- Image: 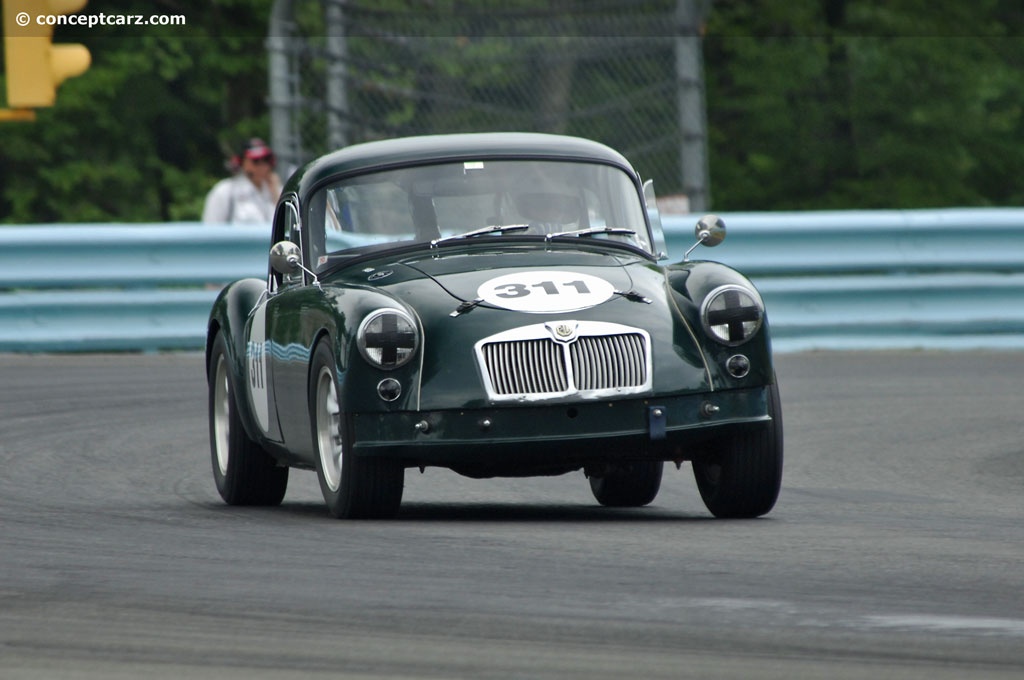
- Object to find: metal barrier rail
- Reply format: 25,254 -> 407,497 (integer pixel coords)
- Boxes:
661,209 -> 1024,351
0,223 -> 269,289
1,209 -> 1022,352
661,208 -> 1024,275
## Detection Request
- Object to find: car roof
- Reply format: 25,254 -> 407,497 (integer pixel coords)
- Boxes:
284,132 -> 639,198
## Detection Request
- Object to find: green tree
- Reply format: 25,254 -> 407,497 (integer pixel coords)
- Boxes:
0,0 -> 273,222
704,0 -> 1024,209
4,0 -> 1024,221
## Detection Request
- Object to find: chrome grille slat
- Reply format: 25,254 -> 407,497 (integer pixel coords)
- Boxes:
480,325 -> 649,399
526,340 -> 540,393
540,338 -> 564,392
571,334 -> 647,391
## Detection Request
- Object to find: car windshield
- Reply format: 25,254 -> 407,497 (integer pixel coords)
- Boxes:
306,159 -> 651,270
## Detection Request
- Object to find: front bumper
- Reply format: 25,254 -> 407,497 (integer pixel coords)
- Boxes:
351,386 -> 771,472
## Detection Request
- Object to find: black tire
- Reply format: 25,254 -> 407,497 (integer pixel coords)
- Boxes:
693,379 -> 783,518
309,340 -> 404,519
208,332 -> 288,506
589,461 -> 664,507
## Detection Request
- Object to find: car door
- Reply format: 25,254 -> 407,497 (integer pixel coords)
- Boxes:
240,199 -> 302,446
264,196 -> 321,460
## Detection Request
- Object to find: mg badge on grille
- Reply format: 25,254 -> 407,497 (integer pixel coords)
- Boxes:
550,322 -> 578,342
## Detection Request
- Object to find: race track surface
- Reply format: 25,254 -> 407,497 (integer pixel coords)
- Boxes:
1,351 -> 1022,679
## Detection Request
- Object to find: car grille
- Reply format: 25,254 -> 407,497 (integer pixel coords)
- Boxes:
570,333 -> 648,391
481,338 -> 570,395
476,322 -> 651,401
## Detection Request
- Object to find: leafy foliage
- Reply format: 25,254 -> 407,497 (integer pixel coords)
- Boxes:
704,0 -> 1024,209
1,0 -> 1023,221
0,0 -> 273,222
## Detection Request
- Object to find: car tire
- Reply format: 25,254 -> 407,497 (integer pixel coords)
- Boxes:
208,331 -> 288,506
589,461 -> 664,507
310,340 -> 404,519
693,379 -> 783,518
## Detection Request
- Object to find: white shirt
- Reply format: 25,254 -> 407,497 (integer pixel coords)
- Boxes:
202,174 -> 277,224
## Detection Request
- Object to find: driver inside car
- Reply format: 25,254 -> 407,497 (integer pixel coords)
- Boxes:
513,191 -> 586,235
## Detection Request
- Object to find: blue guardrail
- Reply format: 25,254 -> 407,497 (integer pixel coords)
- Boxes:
1,208 -> 1023,352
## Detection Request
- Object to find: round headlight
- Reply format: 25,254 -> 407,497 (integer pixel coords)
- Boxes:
700,285 -> 764,346
357,308 -> 419,369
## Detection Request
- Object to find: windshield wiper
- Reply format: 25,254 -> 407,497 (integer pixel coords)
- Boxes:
432,224 -> 530,246
449,297 -> 484,317
545,227 -> 636,241
614,290 -> 652,304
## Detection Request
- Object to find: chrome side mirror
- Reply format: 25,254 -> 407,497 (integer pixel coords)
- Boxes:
684,214 -> 726,261
695,214 -> 726,247
269,241 -> 302,275
270,240 -> 321,289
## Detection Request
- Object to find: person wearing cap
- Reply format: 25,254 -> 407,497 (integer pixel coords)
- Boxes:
202,138 -> 282,224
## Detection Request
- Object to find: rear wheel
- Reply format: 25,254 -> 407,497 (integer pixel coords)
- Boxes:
208,331 -> 288,505
589,461 -> 664,507
310,341 -> 404,519
693,380 -> 783,518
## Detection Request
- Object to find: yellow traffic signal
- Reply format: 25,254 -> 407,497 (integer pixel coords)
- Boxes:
3,0 -> 91,109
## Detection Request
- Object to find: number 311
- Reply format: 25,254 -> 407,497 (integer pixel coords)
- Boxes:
493,280 -> 592,298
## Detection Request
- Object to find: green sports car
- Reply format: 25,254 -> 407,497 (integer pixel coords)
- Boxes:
206,132 -> 782,519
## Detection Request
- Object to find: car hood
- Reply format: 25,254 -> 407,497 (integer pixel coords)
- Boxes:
405,249 -> 637,311
331,246 -> 712,408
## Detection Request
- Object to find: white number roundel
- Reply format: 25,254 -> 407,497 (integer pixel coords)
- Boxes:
477,271 -> 616,313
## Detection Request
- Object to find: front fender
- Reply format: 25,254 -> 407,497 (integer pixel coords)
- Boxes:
665,261 -> 775,388
324,286 -> 426,414
206,278 -> 267,441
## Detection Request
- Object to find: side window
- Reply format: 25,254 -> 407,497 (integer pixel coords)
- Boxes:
282,198 -> 300,244
283,199 -> 304,287
642,179 -> 668,260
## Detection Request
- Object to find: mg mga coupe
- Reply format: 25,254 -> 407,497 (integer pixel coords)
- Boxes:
206,133 -> 782,519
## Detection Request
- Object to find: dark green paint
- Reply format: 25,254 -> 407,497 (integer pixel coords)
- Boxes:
207,134 -> 777,476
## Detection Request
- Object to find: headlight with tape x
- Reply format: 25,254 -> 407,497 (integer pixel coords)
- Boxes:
700,284 -> 764,346
357,309 -> 419,369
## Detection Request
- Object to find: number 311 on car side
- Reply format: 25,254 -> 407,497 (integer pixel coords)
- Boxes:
206,133 -> 782,519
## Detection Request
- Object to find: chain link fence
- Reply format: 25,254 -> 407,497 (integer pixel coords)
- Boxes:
268,0 -> 709,210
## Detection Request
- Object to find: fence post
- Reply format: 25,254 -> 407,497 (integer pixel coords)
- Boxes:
325,0 -> 349,152
268,0 -> 303,172
675,0 -> 711,213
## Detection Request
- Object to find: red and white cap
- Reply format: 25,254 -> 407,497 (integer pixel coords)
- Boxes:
240,138 -> 274,163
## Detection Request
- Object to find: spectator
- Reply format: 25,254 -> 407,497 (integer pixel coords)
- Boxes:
202,138 -> 281,224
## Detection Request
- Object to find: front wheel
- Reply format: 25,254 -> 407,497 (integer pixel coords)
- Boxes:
310,341 -> 404,519
589,461 -> 664,507
208,331 -> 288,505
692,380 -> 783,518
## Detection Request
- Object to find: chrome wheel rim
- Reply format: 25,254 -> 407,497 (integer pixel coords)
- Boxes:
212,354 -> 231,476
315,365 -> 343,492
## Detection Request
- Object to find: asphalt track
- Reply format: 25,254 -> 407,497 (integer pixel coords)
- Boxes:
1,351 -> 1022,679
